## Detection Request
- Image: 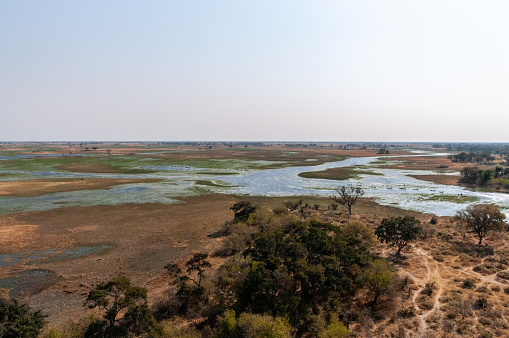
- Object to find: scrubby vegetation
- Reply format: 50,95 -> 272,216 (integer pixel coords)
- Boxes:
460,166 -> 509,190
5,196 -> 509,337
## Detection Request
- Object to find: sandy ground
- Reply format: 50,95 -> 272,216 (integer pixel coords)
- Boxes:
0,194 -> 238,326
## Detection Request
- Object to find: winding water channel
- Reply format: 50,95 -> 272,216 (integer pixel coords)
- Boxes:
1,151 -> 509,217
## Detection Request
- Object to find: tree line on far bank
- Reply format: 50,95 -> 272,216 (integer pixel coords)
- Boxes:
460,166 -> 509,189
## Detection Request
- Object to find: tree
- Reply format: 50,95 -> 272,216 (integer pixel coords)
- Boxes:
184,253 -> 212,288
230,201 -> 257,223
0,297 -> 46,338
455,203 -> 506,245
330,186 -> 364,215
84,276 -> 160,337
160,253 -> 212,318
236,220 -> 370,333
360,259 -> 395,305
375,216 -> 421,255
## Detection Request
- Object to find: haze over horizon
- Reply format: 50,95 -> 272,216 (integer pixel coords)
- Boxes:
2,1 -> 509,143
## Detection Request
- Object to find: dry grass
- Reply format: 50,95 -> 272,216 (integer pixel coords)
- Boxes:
0,178 -> 162,197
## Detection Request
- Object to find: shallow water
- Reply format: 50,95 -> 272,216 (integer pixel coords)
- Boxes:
0,151 -> 508,217
0,245 -> 111,268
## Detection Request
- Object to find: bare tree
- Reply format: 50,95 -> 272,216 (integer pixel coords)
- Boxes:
330,186 -> 364,215
455,203 -> 506,245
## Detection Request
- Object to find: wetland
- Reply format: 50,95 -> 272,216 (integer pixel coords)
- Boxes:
1,142 -> 509,333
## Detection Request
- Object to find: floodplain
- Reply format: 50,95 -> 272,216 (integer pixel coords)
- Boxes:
1,142 -> 509,336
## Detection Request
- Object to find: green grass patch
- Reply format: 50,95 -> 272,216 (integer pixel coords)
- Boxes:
193,180 -> 237,188
299,166 -> 383,181
194,172 -> 239,176
420,194 -> 479,204
0,155 -> 160,175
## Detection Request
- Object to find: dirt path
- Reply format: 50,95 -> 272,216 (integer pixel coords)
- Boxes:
400,243 -> 509,337
406,248 -> 444,337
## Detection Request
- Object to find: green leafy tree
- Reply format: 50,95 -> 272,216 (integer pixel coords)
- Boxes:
84,276 -> 160,337
231,201 -> 257,223
360,259 -> 395,305
455,203 -> 506,245
330,186 -> 364,215
375,216 -> 421,255
236,220 -> 370,333
0,297 -> 46,338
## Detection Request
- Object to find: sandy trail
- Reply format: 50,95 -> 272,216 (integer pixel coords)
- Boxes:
406,248 -> 444,337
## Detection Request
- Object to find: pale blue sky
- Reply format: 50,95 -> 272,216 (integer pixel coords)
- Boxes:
1,1 -> 508,142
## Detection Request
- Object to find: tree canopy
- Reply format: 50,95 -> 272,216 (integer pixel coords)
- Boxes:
0,297 -> 45,338
84,275 -> 160,337
455,203 -> 506,245
330,186 -> 364,215
375,216 -> 421,255
236,219 -> 370,333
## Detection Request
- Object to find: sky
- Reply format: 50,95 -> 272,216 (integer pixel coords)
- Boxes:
1,1 -> 509,142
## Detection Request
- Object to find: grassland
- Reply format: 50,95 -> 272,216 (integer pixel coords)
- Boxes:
299,165 -> 383,180
0,178 -> 162,197
419,194 -> 479,204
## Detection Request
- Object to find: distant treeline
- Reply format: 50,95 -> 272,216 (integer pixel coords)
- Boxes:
461,166 -> 509,188
434,143 -> 509,156
448,152 -> 496,164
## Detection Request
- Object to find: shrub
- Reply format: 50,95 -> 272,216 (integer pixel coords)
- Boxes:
496,271 -> 509,280
162,320 -> 201,338
342,221 -> 376,246
317,319 -> 349,338
422,282 -> 435,297
213,310 -> 292,338
272,206 -> 288,216
231,201 -> 257,223
462,279 -> 476,289
152,289 -> 180,321
397,308 -> 416,318
476,298 -> 489,310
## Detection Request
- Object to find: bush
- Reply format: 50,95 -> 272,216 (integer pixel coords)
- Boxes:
342,221 -> 376,246
272,206 -> 288,216
162,320 -> 201,338
462,279 -> 476,289
213,310 -> 292,338
152,289 -> 180,321
476,298 -> 489,310
397,307 -> 415,318
422,282 -> 435,296
317,319 -> 349,338
496,271 -> 509,280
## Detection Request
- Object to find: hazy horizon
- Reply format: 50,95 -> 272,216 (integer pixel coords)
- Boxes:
2,1 -> 509,142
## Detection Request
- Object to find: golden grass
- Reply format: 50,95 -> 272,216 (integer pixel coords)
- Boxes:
0,178 -> 162,197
